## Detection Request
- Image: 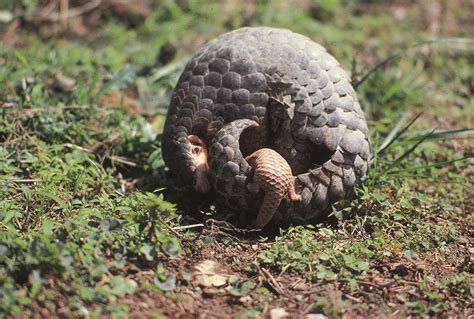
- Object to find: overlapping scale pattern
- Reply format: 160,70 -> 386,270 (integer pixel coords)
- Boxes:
162,27 -> 371,223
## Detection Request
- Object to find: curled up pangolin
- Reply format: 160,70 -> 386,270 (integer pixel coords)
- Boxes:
162,27 -> 371,228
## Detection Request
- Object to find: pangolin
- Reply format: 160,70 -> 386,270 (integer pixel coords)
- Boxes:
245,148 -> 301,228
162,27 -> 371,227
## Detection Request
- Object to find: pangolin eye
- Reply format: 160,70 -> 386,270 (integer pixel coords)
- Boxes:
192,146 -> 201,155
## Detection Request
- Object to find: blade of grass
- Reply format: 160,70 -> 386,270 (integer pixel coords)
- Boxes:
376,111 -> 424,156
370,132 -> 380,172
386,127 -> 438,172
150,57 -> 188,83
95,64 -> 136,99
400,128 -> 474,142
355,38 -> 474,89
387,156 -> 471,175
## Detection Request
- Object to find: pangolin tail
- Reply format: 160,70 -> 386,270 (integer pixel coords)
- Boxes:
255,192 -> 284,228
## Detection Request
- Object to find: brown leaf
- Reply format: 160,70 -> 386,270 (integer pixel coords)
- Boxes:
50,74 -> 76,93
98,91 -> 144,115
191,260 -> 230,288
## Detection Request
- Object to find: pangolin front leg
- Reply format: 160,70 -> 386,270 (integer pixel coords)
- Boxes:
245,148 -> 301,228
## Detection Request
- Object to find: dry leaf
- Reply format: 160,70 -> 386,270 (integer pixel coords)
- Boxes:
270,307 -> 288,319
50,74 -> 76,93
191,260 -> 230,288
98,91 -> 144,115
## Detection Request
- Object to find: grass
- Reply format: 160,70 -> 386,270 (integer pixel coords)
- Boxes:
0,1 -> 473,318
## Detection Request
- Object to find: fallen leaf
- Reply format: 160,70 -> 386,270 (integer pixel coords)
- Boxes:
98,91 -> 144,115
0,10 -> 13,23
50,74 -> 76,93
192,260 -> 230,288
270,307 -> 288,319
1,102 -> 17,109
154,274 -> 176,292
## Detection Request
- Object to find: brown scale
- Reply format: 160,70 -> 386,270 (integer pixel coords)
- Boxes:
245,148 -> 301,228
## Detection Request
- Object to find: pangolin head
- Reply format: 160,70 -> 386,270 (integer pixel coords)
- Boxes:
162,129 -> 211,193
187,134 -> 210,193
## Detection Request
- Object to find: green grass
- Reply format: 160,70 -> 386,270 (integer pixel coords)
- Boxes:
1,1 -> 473,318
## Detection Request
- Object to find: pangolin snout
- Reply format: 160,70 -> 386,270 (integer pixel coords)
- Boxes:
188,134 -> 211,193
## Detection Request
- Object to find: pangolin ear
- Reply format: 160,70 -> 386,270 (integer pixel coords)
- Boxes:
188,134 -> 204,146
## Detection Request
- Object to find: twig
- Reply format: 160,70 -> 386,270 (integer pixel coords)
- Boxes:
260,267 -> 287,297
343,292 -> 362,303
302,303 -> 315,315
24,0 -> 102,22
3,105 -> 91,116
8,179 -> 39,183
63,143 -> 92,153
301,288 -> 325,295
39,0 -> 58,18
289,278 -> 304,289
21,78 -> 30,103
62,143 -> 137,167
107,155 -> 137,167
211,218 -> 261,235
353,280 -> 380,288
23,199 -> 31,231
171,223 -> 205,230
398,279 -> 420,286
59,0 -> 68,27
158,218 -> 187,241
58,0 -> 101,20
2,18 -> 20,45
14,217 -> 22,231
262,303 -> 269,317
278,264 -> 292,278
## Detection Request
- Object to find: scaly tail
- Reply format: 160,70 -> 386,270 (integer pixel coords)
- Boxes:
255,192 -> 284,228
